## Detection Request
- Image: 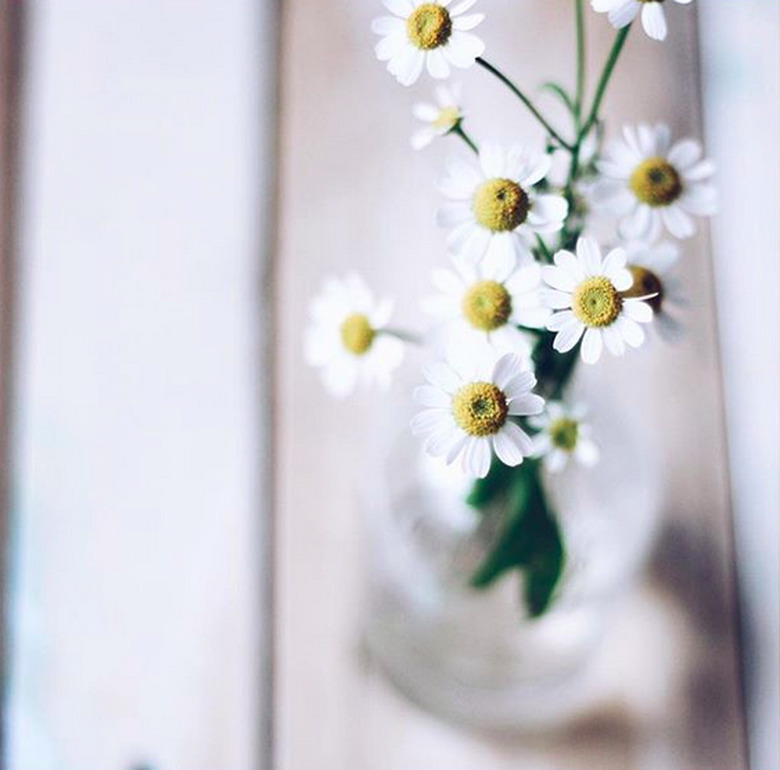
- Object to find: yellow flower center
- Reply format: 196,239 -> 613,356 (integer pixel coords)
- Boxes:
340,313 -> 375,356
629,157 -> 682,207
549,417 -> 579,452
406,4 -> 452,50
462,280 -> 513,331
472,178 -> 529,232
433,106 -> 460,131
622,265 -> 664,313
572,276 -> 622,328
452,382 -> 508,437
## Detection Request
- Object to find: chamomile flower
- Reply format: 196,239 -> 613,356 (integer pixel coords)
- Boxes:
593,124 -> 717,241
530,402 -> 599,474
411,83 -> 463,150
422,259 -> 550,356
437,143 -> 569,271
591,0 -> 693,42
541,237 -> 654,364
621,240 -> 686,341
411,351 -> 544,478
372,0 -> 485,87
305,274 -> 404,398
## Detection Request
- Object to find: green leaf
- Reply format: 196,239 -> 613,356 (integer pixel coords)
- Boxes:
468,460 -> 565,617
466,459 -> 516,510
540,82 -> 576,116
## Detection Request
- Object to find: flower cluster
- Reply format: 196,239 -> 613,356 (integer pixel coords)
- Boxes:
306,0 -> 713,485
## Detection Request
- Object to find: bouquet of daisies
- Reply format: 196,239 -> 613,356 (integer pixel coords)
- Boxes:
306,0 -> 715,617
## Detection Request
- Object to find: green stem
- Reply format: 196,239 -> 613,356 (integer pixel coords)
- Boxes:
535,234 -> 553,264
580,25 -> 630,140
383,328 -> 422,345
476,57 -> 572,150
574,0 -> 586,125
449,122 -> 478,154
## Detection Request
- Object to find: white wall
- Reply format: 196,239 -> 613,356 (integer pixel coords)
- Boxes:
5,1 -> 274,768
699,3 -> 780,769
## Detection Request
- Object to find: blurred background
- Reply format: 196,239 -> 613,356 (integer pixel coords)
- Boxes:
0,1 -> 777,769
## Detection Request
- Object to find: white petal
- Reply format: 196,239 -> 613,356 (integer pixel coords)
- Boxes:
553,249 -> 586,282
423,361 -> 462,392
372,16 -> 405,34
439,154 -> 482,199
492,352 -> 525,389
581,327 -> 603,364
478,142 -> 506,178
575,439 -> 600,467
662,205 -> 696,238
541,288 -> 573,310
547,310 -> 577,331
445,433 -> 468,464
576,237 -> 603,276
465,437 -> 492,478
601,247 -> 628,285
414,385 -> 451,408
503,370 -> 536,399
507,393 -> 545,417
375,33 -> 406,62
450,0 -> 478,14
395,46 -> 426,86
542,265 -> 578,292
442,31 -> 485,68
617,315 -> 646,348
668,139 -> 702,170
636,123 -> 656,156
426,48 -> 451,79
528,194 -> 568,232
602,323 -> 626,356
493,424 -> 530,467
452,13 -> 484,31
607,0 -> 639,29
411,127 -> 435,150
623,299 -> 654,323
682,160 -> 716,182
520,155 -> 552,187
425,422 -> 461,457
482,231 -> 520,274
411,408 -> 447,437
546,449 -> 568,474
641,3 -> 667,41
448,223 -> 491,265
553,320 -> 585,353
383,0 -> 414,16
620,204 -> 660,242
679,184 -> 718,216
412,101 -> 439,121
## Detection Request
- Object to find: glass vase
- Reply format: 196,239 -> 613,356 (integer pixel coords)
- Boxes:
360,384 -> 660,731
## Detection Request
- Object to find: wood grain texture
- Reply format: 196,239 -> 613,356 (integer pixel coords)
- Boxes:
276,2 -> 746,767
0,0 -> 25,753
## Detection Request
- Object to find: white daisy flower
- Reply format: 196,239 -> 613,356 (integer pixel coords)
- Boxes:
437,143 -> 569,271
411,351 -> 544,478
621,240 -> 686,341
372,0 -> 485,87
422,258 -> 550,356
305,274 -> 404,398
591,0 -> 693,42
411,83 -> 463,150
541,237 -> 654,364
592,124 -> 717,242
530,402 -> 600,474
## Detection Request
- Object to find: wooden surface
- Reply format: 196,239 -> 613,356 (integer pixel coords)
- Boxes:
276,1 -> 746,769
4,2 -> 274,767
0,0 -> 25,757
